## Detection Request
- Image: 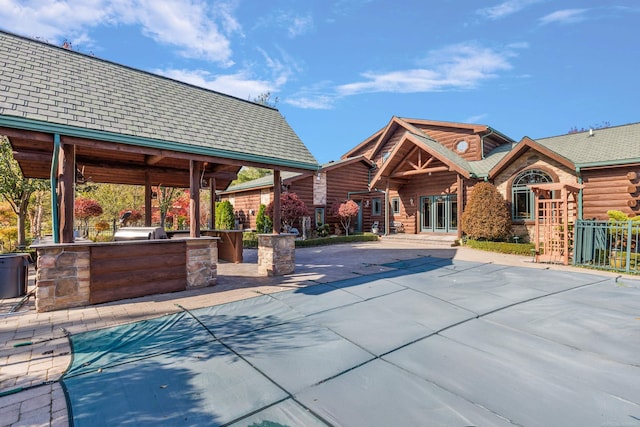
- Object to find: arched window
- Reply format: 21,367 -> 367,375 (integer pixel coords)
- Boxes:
511,169 -> 552,220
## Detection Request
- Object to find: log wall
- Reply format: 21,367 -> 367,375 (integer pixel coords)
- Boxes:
582,166 -> 640,219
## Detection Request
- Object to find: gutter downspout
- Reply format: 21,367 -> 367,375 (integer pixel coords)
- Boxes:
50,134 -> 60,243
576,166 -> 583,220
480,128 -> 494,160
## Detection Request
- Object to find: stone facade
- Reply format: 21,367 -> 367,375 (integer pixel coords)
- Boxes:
35,246 -> 91,312
493,152 -> 578,241
185,238 -> 218,289
257,234 -> 295,276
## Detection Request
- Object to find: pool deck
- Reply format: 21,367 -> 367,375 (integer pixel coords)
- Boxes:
0,237 -> 636,426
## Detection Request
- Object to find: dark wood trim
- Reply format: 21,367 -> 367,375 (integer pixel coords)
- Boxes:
190,160 -> 201,237
273,170 -> 281,234
58,143 -> 75,243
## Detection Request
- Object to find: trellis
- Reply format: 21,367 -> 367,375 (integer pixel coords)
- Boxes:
530,183 -> 583,265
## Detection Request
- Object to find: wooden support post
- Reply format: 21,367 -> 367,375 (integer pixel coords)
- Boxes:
190,160 -> 201,238
209,177 -> 216,229
144,172 -> 152,227
457,174 -> 463,239
58,143 -> 75,243
273,170 -> 281,234
384,179 -> 390,236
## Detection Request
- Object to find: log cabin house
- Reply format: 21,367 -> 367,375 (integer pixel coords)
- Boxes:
228,116 -> 640,242
220,156 -> 376,234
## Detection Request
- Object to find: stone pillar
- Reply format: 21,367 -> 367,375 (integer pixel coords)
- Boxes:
35,245 -> 90,312
258,233 -> 295,276
185,237 -> 218,289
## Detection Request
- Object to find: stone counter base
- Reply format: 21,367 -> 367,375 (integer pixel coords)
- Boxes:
34,238 -> 218,312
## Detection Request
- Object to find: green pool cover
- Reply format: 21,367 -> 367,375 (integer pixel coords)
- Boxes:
61,257 -> 640,426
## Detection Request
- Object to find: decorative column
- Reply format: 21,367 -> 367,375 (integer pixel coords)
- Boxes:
258,233 -> 295,276
185,237 -> 218,288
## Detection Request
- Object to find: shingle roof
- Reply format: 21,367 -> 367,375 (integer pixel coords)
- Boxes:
0,30 -> 318,170
468,143 -> 515,177
534,122 -> 640,167
222,171 -> 302,193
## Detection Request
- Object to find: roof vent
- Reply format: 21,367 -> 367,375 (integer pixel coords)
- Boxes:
588,128 -> 594,137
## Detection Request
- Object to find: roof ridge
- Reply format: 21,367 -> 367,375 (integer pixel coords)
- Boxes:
536,121 -> 640,141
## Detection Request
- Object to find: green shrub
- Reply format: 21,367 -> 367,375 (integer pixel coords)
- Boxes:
242,231 -> 258,248
215,200 -> 235,230
295,233 -> 378,247
461,182 -> 512,241
465,239 -> 535,255
255,204 -> 272,233
316,223 -> 330,237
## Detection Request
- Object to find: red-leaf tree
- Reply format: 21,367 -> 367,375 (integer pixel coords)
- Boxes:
333,199 -> 359,236
267,192 -> 309,233
75,197 -> 103,237
118,209 -> 143,227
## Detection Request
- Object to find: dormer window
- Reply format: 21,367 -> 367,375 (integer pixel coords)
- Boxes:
382,151 -> 391,163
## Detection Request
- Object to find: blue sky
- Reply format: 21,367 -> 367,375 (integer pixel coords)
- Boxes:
1,0 -> 639,164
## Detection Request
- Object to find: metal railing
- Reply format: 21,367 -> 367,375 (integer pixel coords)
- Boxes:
573,219 -> 640,273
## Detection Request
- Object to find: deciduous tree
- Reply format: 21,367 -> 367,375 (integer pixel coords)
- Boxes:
75,198 -> 103,237
0,136 -> 49,248
333,199 -> 359,236
267,192 -> 309,232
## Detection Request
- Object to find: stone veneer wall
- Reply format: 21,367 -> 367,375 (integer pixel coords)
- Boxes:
36,245 -> 91,312
257,234 -> 295,276
185,238 -> 218,289
493,153 -> 577,241
35,238 -> 218,312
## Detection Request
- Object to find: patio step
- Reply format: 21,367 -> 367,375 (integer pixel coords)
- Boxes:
380,233 -> 458,246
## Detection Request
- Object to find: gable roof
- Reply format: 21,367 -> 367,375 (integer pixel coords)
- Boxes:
368,130 -> 472,189
221,156 -> 374,194
0,30 -> 318,181
221,171 -> 302,193
535,122 -> 640,168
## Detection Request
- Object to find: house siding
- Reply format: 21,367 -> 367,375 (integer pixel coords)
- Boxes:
415,125 -> 483,161
581,166 -> 640,219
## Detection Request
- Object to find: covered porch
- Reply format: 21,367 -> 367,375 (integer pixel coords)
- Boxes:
0,31 -> 318,311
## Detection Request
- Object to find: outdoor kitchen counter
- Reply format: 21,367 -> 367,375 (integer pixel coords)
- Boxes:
31,237 -> 219,312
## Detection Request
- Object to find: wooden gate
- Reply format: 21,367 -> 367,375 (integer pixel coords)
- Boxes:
530,183 -> 583,265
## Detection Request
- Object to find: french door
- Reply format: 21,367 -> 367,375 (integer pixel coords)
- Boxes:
420,195 -> 457,233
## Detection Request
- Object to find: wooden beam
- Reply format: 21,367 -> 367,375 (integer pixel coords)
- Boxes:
0,127 -> 54,143
189,160 -> 201,237
61,134 -> 316,173
273,170 -> 281,234
145,154 -> 165,165
391,166 -> 449,177
209,177 -> 216,229
58,143 -> 75,243
144,172 -> 152,227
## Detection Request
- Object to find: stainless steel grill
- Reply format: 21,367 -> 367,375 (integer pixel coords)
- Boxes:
113,227 -> 168,241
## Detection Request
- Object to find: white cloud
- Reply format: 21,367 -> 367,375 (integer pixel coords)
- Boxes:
477,0 -> 543,20
285,95 -> 334,110
255,10 -> 314,39
337,43 -> 519,96
155,68 -> 272,99
464,114 -> 488,124
0,0 -> 240,65
539,9 -> 589,25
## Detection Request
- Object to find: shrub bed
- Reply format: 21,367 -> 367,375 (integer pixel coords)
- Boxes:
465,239 -> 535,256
